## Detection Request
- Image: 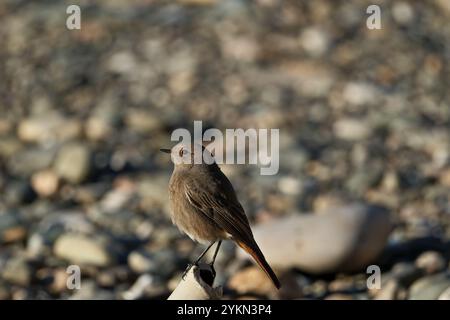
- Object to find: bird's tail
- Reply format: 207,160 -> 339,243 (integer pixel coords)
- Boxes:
236,239 -> 281,289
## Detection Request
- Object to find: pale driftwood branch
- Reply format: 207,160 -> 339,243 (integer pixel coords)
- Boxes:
168,263 -> 222,300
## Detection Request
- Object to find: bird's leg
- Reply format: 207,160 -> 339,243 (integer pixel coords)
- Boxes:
210,240 -> 222,266
208,240 -> 222,276
182,241 -> 215,280
194,241 -> 216,265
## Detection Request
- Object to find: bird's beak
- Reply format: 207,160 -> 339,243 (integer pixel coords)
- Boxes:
160,148 -> 171,154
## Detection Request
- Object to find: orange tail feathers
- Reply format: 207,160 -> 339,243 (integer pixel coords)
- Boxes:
236,239 -> 281,289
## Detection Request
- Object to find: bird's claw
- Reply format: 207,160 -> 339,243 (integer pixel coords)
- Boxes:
208,263 -> 216,277
181,263 -> 195,280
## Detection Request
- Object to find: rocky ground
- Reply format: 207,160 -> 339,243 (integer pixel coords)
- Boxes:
0,0 -> 449,299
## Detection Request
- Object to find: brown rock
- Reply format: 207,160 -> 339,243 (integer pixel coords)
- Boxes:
54,143 -> 91,184
54,234 -> 112,267
439,168 -> 450,187
324,293 -> 354,300
85,117 -> 112,141
374,279 -> 400,300
415,251 -> 446,274
435,0 -> 450,16
328,277 -> 355,292
2,226 -> 27,243
17,113 -> 81,143
228,266 -> 277,296
31,169 -> 59,197
51,268 -> 70,294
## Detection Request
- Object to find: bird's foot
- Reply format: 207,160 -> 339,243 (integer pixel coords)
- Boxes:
208,263 -> 216,278
181,263 -> 196,280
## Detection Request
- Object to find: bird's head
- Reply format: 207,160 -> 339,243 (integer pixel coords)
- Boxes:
160,142 -> 214,169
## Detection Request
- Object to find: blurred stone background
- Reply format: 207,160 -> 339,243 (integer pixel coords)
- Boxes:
0,0 -> 449,299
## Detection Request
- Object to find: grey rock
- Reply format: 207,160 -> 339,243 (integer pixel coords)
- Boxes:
346,166 -> 382,196
17,112 -> 81,144
69,281 -> 115,300
4,180 -> 36,205
7,146 -> 56,177
87,209 -> 140,238
2,256 -> 32,286
409,273 -> 450,300
27,211 -> 95,257
85,93 -> 121,141
277,176 -> 302,196
283,152 -> 311,175
54,143 -> 91,184
242,203 -> 392,274
0,282 -> 11,300
0,137 -> 22,158
137,174 -> 170,208
100,188 -> 135,213
107,51 -> 138,76
53,233 -> 116,267
390,262 -> 423,287
342,82 -> 379,107
300,27 -> 330,57
121,274 -> 154,300
334,118 -> 372,141
128,248 -> 178,278
392,2 -> 415,26
0,211 -> 27,243
125,109 -> 163,133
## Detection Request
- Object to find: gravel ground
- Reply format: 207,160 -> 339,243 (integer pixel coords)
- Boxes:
0,0 -> 449,300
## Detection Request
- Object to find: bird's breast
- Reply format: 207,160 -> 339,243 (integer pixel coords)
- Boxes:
168,175 -> 227,243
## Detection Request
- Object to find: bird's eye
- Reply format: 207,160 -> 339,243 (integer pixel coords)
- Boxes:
179,148 -> 186,157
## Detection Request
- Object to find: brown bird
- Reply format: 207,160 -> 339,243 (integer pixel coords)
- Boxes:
160,143 -> 281,289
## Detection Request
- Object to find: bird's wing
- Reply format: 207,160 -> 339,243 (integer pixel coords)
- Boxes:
183,170 -> 282,289
183,176 -> 254,243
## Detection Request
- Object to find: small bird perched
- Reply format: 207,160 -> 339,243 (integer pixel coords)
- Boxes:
160,143 -> 281,289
